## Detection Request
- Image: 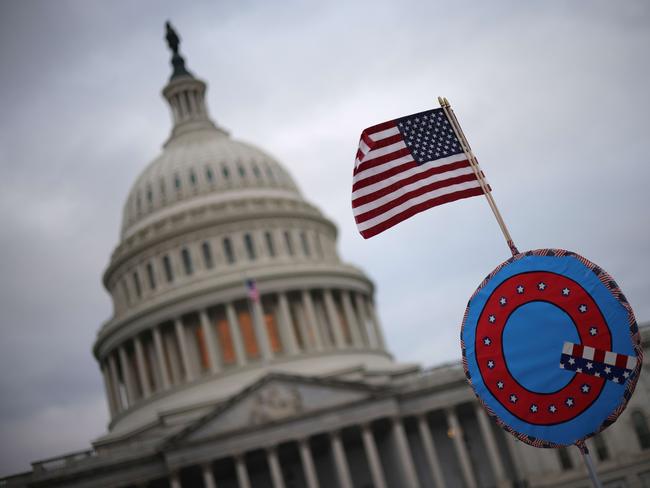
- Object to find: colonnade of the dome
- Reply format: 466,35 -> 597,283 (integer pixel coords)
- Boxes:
99,284 -> 386,422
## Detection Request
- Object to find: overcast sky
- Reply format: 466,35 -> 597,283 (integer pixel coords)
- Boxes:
1,0 -> 649,476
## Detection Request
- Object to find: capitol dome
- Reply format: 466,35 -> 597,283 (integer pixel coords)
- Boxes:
93,23 -> 397,441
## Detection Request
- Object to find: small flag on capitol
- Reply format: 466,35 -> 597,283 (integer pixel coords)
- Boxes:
353,108 -> 487,239
245,278 -> 260,302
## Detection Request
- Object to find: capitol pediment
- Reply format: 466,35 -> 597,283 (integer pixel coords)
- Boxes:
172,373 -> 382,445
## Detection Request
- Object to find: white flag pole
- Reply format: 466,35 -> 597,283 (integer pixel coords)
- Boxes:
576,441 -> 603,488
439,97 -> 519,256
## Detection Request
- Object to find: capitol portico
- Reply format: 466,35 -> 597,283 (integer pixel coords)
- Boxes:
2,24 -> 650,488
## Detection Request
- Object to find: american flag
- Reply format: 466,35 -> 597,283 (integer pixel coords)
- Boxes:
245,279 -> 259,302
353,108 -> 487,239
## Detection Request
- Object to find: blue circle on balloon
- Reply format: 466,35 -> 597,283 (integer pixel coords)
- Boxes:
503,302 -> 579,393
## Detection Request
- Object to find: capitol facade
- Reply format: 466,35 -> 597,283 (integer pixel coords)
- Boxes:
3,27 -> 650,488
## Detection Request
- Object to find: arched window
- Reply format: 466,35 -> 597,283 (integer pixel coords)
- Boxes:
244,233 -> 256,260
189,169 -> 197,187
284,231 -> 294,256
205,166 -> 214,183
202,241 -> 214,269
132,272 -> 142,298
159,178 -> 166,200
181,248 -> 193,275
314,233 -> 324,258
557,446 -> 572,470
162,255 -> 174,283
146,262 -> 156,290
222,164 -> 230,180
223,237 -> 235,264
300,232 -> 310,257
238,164 -> 246,178
593,433 -> 609,461
264,231 -> 276,257
633,410 -> 650,449
174,173 -> 181,191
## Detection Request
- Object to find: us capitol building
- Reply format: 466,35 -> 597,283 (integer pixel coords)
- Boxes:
3,25 -> 650,488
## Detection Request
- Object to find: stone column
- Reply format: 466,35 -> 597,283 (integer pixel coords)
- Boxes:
277,292 -> 299,355
118,345 -> 137,405
170,471 -> 182,488
235,454 -> 251,488
298,439 -> 320,488
301,290 -> 323,351
202,463 -> 217,488
226,303 -> 247,366
108,353 -> 123,411
366,299 -> 386,350
392,417 -> 421,488
323,289 -> 346,348
133,336 -> 151,398
251,298 -> 273,361
174,318 -> 195,382
445,408 -> 478,488
330,431 -> 353,488
361,424 -> 387,488
341,291 -> 364,348
354,293 -> 375,348
416,414 -> 447,488
475,405 -> 510,487
101,362 -> 117,416
267,447 -> 286,488
153,326 -> 171,390
200,310 -> 222,374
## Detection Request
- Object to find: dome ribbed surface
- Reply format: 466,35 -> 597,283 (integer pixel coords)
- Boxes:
121,130 -> 302,238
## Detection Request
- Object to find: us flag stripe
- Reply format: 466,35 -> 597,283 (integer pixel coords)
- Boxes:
353,108 -> 486,239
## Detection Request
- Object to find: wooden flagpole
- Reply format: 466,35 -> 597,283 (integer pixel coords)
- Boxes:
438,97 -> 519,257
576,441 -> 604,488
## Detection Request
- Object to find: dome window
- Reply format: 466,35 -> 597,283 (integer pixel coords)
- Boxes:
162,255 -> 174,283
264,232 -> 276,257
205,167 -> 214,183
244,234 -> 256,260
238,164 -> 246,178
284,231 -> 295,256
315,233 -> 324,257
300,232 -> 310,257
132,272 -> 142,299
159,179 -> 166,200
266,165 -> 275,181
181,248 -> 193,275
253,165 -> 261,179
189,170 -> 197,186
122,280 -> 131,305
146,262 -> 156,290
174,174 -> 182,191
136,192 -> 142,214
201,241 -> 214,269
223,238 -> 235,264
222,165 -> 230,180
633,410 -> 650,449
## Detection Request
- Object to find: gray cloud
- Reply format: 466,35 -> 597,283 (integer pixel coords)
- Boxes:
0,0 -> 648,475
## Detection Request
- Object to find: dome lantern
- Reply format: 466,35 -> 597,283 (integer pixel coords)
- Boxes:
162,22 -> 226,145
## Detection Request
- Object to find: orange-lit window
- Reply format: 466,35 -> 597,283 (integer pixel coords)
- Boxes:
216,318 -> 235,364
265,313 -> 282,353
195,326 -> 210,372
238,310 -> 259,358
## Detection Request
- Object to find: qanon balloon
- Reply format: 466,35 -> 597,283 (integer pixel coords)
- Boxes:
461,249 -> 643,447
